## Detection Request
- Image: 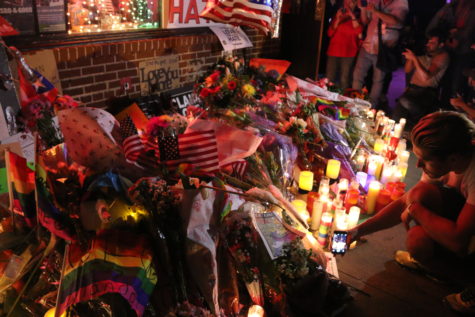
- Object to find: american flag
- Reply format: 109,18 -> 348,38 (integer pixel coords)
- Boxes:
200,0 -> 274,34
119,116 -> 159,169
160,130 -> 219,173
222,159 -> 248,178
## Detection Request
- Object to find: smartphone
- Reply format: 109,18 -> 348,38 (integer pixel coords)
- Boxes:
331,231 -> 349,254
360,0 -> 367,7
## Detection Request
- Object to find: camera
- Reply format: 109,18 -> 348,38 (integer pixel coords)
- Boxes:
360,0 -> 367,7
341,7 -> 347,13
331,231 -> 349,254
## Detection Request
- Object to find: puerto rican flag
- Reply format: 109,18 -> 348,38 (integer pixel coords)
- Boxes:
200,0 -> 275,34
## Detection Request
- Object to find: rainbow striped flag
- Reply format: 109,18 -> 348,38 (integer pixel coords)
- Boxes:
5,151 -> 36,227
56,230 -> 157,316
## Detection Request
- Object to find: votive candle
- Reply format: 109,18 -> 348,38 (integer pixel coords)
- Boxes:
374,138 -> 385,154
398,162 -> 408,181
292,199 -> 309,223
355,154 -> 366,171
380,165 -> 393,184
356,171 -> 368,188
348,206 -> 361,228
399,118 -> 406,131
311,196 -> 327,231
317,212 -> 333,246
299,171 -> 314,192
399,150 -> 410,164
248,305 -> 265,317
367,160 -> 378,176
326,159 -> 341,179
334,207 -> 349,230
366,180 -> 382,214
393,123 -> 402,138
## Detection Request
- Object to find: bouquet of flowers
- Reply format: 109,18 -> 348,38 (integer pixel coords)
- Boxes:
223,211 -> 264,306
129,177 -> 189,307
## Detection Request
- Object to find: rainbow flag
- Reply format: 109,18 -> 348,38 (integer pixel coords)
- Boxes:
56,230 -> 157,316
5,151 -> 36,227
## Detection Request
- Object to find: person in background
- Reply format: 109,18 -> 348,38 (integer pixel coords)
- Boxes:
392,29 -> 449,129
326,0 -> 363,90
450,68 -> 475,121
350,111 -> 475,282
352,0 -> 408,108
427,0 -> 475,104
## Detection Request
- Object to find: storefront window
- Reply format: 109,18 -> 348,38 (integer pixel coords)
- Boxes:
67,0 -> 160,33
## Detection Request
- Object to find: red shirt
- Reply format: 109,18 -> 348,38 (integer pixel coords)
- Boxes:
327,17 -> 362,58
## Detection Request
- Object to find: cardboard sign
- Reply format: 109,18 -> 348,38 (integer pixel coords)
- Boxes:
209,25 -> 253,52
164,85 -> 201,115
164,0 -> 221,28
138,55 -> 180,94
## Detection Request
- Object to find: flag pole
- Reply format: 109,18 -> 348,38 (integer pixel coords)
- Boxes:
4,150 -> 16,233
54,241 -> 70,317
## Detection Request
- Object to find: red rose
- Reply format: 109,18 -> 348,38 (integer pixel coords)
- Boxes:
199,88 -> 210,98
227,81 -> 237,90
209,86 -> 221,94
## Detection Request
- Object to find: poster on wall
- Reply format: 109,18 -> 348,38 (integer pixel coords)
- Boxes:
163,0 -> 223,28
36,0 -> 66,32
139,55 -> 180,95
0,0 -> 35,35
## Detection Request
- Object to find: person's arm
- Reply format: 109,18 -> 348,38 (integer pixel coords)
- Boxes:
404,56 -> 414,74
366,2 -> 404,27
357,0 -> 370,25
450,96 -> 475,121
328,10 -> 343,37
403,50 -> 447,84
350,194 -> 407,241
405,202 -> 475,256
347,9 -> 362,31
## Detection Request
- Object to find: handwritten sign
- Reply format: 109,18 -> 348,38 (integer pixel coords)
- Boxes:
139,55 -> 180,95
209,25 -> 253,52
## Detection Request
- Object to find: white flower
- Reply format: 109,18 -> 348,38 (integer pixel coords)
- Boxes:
296,118 -> 307,129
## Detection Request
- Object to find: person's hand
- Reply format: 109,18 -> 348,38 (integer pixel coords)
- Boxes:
401,201 -> 416,231
402,48 -> 416,61
366,2 -> 376,13
450,95 -> 467,109
347,227 -> 360,244
335,8 -> 343,20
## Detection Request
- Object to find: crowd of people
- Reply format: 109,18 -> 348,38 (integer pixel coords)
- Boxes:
325,0 -> 474,128
324,0 -> 475,314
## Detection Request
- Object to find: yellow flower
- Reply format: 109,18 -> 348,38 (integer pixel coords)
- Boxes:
242,84 -> 256,97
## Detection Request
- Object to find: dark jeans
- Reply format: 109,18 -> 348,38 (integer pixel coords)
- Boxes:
326,56 -> 355,90
392,85 -> 439,130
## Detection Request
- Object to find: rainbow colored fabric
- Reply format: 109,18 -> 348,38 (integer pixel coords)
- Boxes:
56,229 -> 157,316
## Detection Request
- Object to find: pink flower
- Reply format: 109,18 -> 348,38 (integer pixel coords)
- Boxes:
146,115 -> 172,136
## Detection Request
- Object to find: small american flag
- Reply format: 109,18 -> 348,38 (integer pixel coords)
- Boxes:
119,116 -> 159,169
222,159 -> 248,178
161,130 -> 219,173
201,0 -> 274,34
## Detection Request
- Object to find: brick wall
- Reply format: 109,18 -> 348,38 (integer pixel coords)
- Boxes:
45,28 -> 280,108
